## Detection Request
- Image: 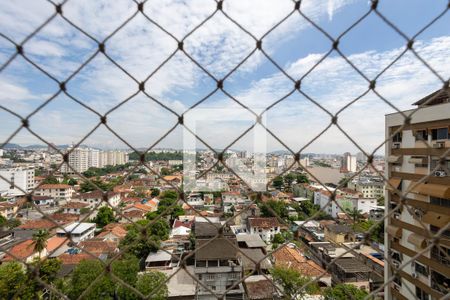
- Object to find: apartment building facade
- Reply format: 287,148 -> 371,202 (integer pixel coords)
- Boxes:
34,184 -> 74,204
60,147 -> 129,173
0,166 -> 35,197
385,89 -> 450,300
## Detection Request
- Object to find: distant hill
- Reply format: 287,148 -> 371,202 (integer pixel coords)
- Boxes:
2,143 -> 22,149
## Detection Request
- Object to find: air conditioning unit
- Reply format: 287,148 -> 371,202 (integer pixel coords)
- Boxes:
392,143 -> 401,149
412,273 -> 419,279
433,142 -> 445,149
434,170 -> 447,177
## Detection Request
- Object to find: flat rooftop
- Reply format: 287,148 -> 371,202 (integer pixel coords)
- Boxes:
56,222 -> 96,234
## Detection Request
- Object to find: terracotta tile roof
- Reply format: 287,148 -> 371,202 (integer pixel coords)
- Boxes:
245,277 -> 277,300
97,224 -> 127,239
46,236 -> 69,252
78,191 -> 118,199
59,252 -> 94,265
162,175 -> 181,181
122,210 -> 144,219
173,219 -> 194,229
62,202 -> 89,209
0,202 -> 18,208
131,203 -> 154,212
272,246 -> 327,277
122,197 -> 142,203
48,213 -> 80,223
248,217 -> 280,229
78,240 -> 118,255
2,239 -> 35,261
37,184 -> 72,189
19,219 -> 58,230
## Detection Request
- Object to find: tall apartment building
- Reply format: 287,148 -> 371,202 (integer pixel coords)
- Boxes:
385,89 -> 450,300
341,152 -> 357,173
61,147 -> 89,173
61,147 -> 129,173
0,166 -> 35,196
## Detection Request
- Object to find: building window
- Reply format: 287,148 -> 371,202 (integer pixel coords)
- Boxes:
392,132 -> 402,143
415,130 -> 428,141
431,127 -> 449,140
430,197 -> 450,208
414,262 -> 428,277
415,287 -> 429,300
206,274 -> 215,281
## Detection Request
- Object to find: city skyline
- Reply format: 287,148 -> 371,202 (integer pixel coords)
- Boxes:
1,0 -> 449,154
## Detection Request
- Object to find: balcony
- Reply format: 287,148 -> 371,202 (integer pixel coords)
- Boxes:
430,246 -> 450,267
431,270 -> 449,295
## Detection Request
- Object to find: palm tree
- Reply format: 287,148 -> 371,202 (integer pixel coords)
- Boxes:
346,207 -> 363,224
32,229 -> 50,258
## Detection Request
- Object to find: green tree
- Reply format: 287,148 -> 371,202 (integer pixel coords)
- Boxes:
42,175 -> 59,184
272,233 -> 285,249
79,178 -> 106,192
32,229 -> 50,257
68,260 -> 115,299
160,190 -> 178,200
33,258 -> 62,283
160,167 -> 171,176
0,262 -> 36,299
111,256 -> 140,299
296,173 -> 309,184
270,266 -> 319,299
150,188 -> 160,197
377,196 -> 385,206
5,218 -> 21,229
284,173 -> 296,187
272,176 -> 284,190
67,178 -> 78,186
136,271 -> 168,299
261,200 -> 288,219
0,215 -> 6,227
346,207 -> 364,223
323,284 -> 368,300
120,219 -> 169,258
338,176 -> 350,188
93,206 -> 115,228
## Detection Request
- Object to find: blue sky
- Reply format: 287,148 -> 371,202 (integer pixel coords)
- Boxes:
0,0 -> 449,154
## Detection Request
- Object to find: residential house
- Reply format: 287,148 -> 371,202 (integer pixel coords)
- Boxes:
2,239 -> 46,263
76,191 -> 121,208
121,210 -> 145,222
244,275 -> 281,300
247,217 -> 281,243
78,239 -> 119,257
56,222 -> 96,243
32,195 -> 55,206
15,219 -> 61,240
324,224 -> 357,244
145,249 -> 174,270
34,184 -> 74,204
272,244 -> 331,287
194,238 -> 245,300
96,223 -> 127,242
61,202 -> 90,214
331,258 -> 371,291
0,201 -> 20,218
